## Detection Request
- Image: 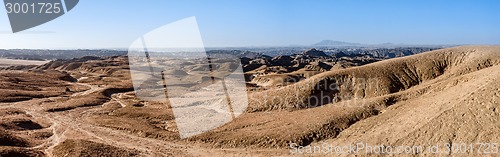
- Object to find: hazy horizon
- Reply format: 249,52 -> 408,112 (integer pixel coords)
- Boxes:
0,42 -> 467,51
1,0 -> 499,49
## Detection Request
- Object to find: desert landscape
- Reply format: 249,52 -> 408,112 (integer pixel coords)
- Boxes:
0,46 -> 498,156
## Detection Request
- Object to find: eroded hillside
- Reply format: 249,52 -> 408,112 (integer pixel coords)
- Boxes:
0,46 -> 498,156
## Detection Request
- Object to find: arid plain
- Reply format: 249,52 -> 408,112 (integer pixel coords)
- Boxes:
0,46 -> 499,156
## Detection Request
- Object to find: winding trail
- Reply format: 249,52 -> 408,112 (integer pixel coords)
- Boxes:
1,79 -> 287,156
111,93 -> 128,108
1,82 -> 193,156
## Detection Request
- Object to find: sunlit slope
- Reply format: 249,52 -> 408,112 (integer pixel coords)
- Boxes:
192,46 -> 500,149
248,46 -> 500,112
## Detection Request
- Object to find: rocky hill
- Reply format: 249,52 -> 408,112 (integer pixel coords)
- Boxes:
0,46 -> 498,156
188,46 -> 500,157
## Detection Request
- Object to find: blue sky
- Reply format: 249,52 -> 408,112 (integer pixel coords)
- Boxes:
0,0 -> 499,49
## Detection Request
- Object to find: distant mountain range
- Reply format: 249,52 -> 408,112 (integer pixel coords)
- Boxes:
312,40 -> 363,47
312,40 -> 452,48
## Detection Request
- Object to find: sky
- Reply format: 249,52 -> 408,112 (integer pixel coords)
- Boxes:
0,0 -> 499,49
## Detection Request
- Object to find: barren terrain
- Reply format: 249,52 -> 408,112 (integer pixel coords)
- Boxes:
0,46 -> 499,156
0,58 -> 49,68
